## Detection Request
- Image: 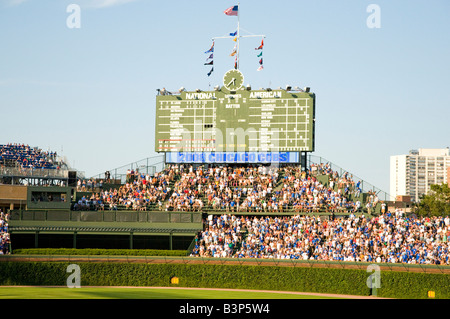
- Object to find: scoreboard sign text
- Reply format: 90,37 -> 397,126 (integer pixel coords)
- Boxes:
165,151 -> 300,164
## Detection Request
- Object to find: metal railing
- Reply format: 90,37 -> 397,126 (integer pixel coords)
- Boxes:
0,166 -> 70,179
9,209 -> 203,224
90,155 -> 165,184
308,154 -> 392,201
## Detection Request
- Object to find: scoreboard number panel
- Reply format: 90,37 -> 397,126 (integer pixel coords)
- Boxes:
155,71 -> 315,155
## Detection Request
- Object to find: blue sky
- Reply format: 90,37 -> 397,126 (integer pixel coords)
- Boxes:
1,0 -> 449,194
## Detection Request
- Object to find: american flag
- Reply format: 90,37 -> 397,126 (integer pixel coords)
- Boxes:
224,5 -> 238,16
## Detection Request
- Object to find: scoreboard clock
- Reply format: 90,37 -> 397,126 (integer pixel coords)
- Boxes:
223,69 -> 244,91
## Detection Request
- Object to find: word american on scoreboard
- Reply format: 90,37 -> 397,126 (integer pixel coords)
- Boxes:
165,152 -> 300,164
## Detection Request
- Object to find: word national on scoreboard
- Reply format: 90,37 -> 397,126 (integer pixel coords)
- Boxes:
155,69 -> 315,164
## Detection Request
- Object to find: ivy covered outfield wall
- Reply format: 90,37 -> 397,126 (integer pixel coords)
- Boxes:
0,262 -> 448,299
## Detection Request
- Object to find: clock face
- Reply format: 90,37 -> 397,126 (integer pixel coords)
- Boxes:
223,69 -> 244,91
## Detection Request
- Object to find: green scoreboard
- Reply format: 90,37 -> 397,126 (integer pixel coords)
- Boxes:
155,70 -> 315,163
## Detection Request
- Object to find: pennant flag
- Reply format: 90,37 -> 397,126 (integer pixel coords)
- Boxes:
255,39 -> 264,50
205,42 -> 214,53
233,37 -> 237,42
230,44 -> 237,56
229,31 -> 237,36
224,5 -> 238,16
206,53 -> 213,60
207,67 -> 214,77
256,39 -> 264,69
204,60 -> 213,65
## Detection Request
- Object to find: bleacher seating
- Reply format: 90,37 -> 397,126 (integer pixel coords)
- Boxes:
75,163 -> 375,214
0,143 -> 59,169
190,211 -> 450,265
0,209 -> 10,255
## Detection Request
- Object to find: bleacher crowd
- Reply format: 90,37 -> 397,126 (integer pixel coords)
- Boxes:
72,163 -> 370,214
0,143 -> 59,170
0,209 -> 10,255
73,168 -> 175,211
191,211 -> 450,265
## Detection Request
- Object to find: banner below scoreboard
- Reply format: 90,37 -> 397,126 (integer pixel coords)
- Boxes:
165,152 -> 300,164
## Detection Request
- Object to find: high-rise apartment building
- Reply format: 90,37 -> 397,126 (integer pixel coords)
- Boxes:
390,148 -> 450,202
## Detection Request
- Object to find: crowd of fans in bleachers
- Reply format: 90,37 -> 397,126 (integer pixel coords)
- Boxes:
78,162 -> 359,214
167,165 -> 280,213
73,167 -> 175,211
76,178 -> 104,192
0,143 -> 59,170
72,163 -> 372,214
190,210 -> 450,265
0,209 -> 10,255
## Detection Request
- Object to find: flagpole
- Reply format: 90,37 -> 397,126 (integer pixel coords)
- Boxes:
209,4 -> 265,74
237,2 -> 240,69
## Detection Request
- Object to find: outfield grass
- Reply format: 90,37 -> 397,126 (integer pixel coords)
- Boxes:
0,287 -> 343,299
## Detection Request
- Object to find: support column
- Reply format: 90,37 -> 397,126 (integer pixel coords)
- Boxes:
301,152 -> 307,171
130,232 -> 134,250
35,231 -> 39,248
73,231 -> 77,249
